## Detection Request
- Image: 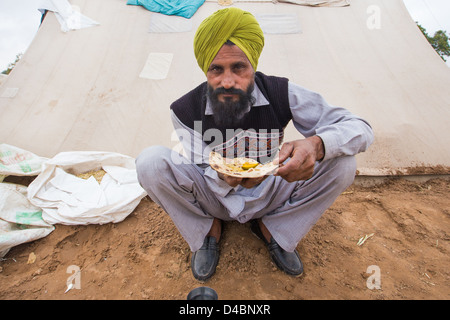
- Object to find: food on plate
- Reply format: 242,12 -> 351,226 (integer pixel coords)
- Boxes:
241,162 -> 259,170
209,152 -> 278,178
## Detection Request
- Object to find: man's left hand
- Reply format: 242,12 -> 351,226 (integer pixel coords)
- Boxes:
274,136 -> 325,182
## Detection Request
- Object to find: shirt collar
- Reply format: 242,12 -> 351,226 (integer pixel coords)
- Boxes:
205,82 -> 269,116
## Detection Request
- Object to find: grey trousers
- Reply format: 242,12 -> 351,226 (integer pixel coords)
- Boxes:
136,146 -> 356,252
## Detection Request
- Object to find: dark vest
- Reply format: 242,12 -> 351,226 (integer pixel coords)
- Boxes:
170,72 -> 292,162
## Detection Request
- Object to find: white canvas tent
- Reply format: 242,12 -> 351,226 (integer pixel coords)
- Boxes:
1,0 -> 449,177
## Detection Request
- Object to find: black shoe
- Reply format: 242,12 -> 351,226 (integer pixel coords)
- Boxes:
191,236 -> 220,281
251,220 -> 303,277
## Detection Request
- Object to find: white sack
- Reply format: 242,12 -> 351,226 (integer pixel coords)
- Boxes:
27,151 -> 146,225
0,144 -> 48,182
0,183 -> 54,258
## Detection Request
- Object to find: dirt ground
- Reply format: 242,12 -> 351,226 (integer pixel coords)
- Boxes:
0,176 -> 449,300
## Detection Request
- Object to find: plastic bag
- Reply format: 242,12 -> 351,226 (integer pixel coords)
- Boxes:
39,0 -> 100,32
27,151 -> 146,225
0,144 -> 47,182
0,183 -> 54,258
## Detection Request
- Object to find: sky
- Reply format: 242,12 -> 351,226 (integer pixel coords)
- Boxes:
0,0 -> 42,72
0,0 -> 450,72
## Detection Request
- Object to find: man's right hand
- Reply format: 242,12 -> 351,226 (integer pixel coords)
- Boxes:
218,172 -> 243,188
218,172 -> 267,189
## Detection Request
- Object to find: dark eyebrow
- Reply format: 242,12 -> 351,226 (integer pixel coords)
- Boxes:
232,61 -> 247,68
208,63 -> 222,70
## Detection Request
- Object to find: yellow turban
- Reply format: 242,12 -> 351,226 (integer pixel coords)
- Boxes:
194,8 -> 264,75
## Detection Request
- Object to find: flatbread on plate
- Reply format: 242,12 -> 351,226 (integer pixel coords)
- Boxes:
209,152 -> 278,178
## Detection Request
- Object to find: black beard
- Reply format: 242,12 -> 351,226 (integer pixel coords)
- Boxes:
207,83 -> 255,127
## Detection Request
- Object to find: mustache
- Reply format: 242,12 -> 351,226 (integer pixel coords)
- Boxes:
211,87 -> 247,97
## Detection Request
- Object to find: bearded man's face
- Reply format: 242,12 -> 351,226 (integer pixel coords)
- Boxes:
206,44 -> 256,127
207,82 -> 254,127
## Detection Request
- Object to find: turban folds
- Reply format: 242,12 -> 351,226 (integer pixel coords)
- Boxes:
194,8 -> 264,75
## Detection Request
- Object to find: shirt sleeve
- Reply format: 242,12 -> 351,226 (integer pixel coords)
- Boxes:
288,82 -> 374,161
